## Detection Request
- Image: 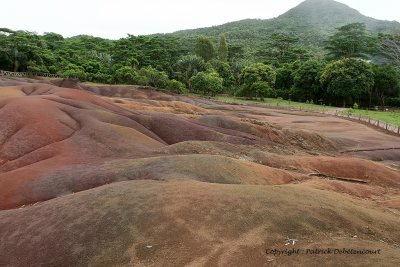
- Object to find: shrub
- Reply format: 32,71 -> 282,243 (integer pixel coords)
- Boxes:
239,63 -> 276,99
190,71 -> 223,96
62,64 -> 87,80
93,73 -> 114,84
63,69 -> 86,80
249,81 -> 275,99
115,66 -> 138,84
167,79 -> 186,94
138,66 -> 169,88
387,97 -> 400,107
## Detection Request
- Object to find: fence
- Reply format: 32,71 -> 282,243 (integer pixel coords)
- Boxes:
213,98 -> 330,114
334,110 -> 400,135
0,70 -> 61,78
212,98 -> 400,136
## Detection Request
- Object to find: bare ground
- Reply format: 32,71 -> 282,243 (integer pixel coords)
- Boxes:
0,77 -> 399,266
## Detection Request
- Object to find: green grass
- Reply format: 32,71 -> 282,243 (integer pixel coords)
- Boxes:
212,96 -> 335,112
342,109 -> 400,126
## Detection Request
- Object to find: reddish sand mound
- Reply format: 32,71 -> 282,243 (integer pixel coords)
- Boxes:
159,141 -> 400,187
0,82 -> 315,209
112,98 -> 208,114
1,78 -> 400,266
1,180 -> 399,267
0,83 -> 171,209
196,115 -> 337,151
0,154 -> 304,210
290,156 -> 400,187
78,83 -> 184,102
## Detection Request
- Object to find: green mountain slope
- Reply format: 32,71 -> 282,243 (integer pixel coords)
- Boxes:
167,0 -> 400,57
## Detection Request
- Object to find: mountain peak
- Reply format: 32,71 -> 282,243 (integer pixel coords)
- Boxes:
279,0 -> 363,24
171,0 -> 400,55
275,0 -> 400,34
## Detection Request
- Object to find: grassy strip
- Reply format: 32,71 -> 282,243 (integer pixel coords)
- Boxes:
213,96 -> 335,112
342,109 -> 400,126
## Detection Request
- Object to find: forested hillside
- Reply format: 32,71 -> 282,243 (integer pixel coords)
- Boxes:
169,0 -> 400,58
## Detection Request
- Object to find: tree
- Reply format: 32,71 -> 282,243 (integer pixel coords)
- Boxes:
42,32 -> 64,50
138,66 -> 169,88
257,33 -> 309,63
218,33 -> 228,62
378,34 -> 400,69
275,62 -> 301,98
292,60 -> 326,102
175,55 -> 206,88
167,79 -> 186,94
62,64 -> 87,80
372,65 -> 400,107
325,23 -> 376,60
112,35 -> 181,75
115,66 -> 138,84
249,81 -> 275,100
0,28 -> 15,34
82,61 -> 101,74
195,36 -> 215,62
320,58 -> 374,107
0,31 -> 45,72
190,71 -> 223,96
239,63 -> 276,99
210,60 -> 234,89
228,45 -> 244,64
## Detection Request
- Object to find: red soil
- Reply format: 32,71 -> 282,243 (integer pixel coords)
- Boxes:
0,78 -> 399,266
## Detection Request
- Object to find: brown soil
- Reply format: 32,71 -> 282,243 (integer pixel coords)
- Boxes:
0,77 -> 399,266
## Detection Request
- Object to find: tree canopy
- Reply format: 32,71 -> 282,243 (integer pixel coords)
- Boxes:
190,71 -> 223,96
218,33 -> 228,62
325,23 -> 376,60
238,63 -> 276,99
320,58 -> 374,106
195,36 -> 215,62
292,60 -> 326,102
1,20 -> 399,106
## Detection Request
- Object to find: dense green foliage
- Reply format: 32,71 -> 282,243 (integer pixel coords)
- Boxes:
1,0 -> 400,105
138,66 -> 169,88
210,59 -> 234,89
372,65 -> 400,106
320,58 -> 374,106
292,60 -> 326,102
166,79 -> 186,94
238,63 -> 276,99
257,33 -> 310,63
190,71 -> 223,96
175,55 -> 206,88
218,34 -> 228,62
325,23 -> 376,59
195,36 -> 214,62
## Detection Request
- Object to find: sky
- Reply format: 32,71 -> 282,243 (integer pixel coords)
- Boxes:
1,0 -> 399,39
